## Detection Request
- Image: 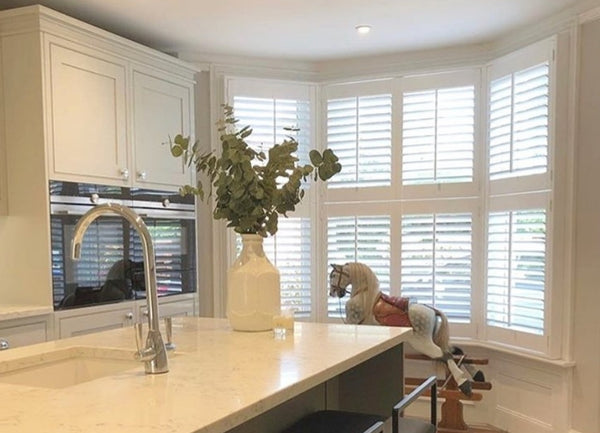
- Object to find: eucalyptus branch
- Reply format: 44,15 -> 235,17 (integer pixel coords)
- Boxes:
169,105 -> 341,237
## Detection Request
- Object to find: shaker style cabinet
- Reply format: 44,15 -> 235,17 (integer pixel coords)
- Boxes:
55,304 -> 136,339
0,316 -> 52,348
42,28 -> 195,190
46,37 -> 130,185
132,69 -> 193,189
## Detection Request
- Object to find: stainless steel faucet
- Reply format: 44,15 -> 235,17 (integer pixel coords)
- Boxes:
71,202 -> 168,374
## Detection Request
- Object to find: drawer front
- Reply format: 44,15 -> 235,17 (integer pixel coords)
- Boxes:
0,319 -> 49,348
56,306 -> 136,339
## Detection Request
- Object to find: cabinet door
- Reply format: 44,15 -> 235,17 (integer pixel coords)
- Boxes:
139,296 -> 196,321
46,38 -> 129,184
56,305 -> 135,339
0,316 -> 50,349
132,70 -> 193,189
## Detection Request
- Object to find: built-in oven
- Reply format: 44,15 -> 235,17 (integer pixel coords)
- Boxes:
49,181 -> 196,310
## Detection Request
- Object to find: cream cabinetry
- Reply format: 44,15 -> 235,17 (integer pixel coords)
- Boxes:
0,6 -> 197,311
45,37 -> 130,185
55,295 -> 196,339
139,294 -> 196,320
132,68 -> 193,189
43,35 -> 195,189
55,304 -> 136,339
0,315 -> 52,348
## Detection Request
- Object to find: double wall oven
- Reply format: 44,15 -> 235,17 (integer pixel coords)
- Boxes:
49,181 -> 196,310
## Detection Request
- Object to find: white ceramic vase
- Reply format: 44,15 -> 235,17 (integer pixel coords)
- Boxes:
227,234 -> 281,331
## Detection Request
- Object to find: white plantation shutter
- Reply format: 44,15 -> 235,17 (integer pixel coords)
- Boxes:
400,213 -> 472,323
234,218 -> 312,317
233,96 -> 311,163
327,216 -> 391,318
487,209 -> 546,335
402,86 -> 474,185
263,218 -> 312,317
489,62 -> 549,180
227,80 -> 316,317
327,94 -> 392,188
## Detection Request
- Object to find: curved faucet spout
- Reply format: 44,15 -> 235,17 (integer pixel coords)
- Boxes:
71,202 -> 168,374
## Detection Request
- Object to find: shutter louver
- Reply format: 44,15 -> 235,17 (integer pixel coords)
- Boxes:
489,63 -> 549,180
233,96 -> 311,163
402,86 -> 475,185
235,218 -> 313,317
231,91 -> 315,315
401,213 -> 472,323
327,216 -> 391,318
487,209 -> 546,335
264,218 -> 312,317
327,94 -> 392,188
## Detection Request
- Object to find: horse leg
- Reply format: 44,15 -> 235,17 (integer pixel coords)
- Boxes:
408,304 -> 472,396
452,346 -> 485,382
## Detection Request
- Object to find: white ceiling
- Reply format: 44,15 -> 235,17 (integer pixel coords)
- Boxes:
0,0 -> 597,61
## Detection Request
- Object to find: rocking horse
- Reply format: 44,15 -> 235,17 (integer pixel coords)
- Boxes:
329,262 -> 475,396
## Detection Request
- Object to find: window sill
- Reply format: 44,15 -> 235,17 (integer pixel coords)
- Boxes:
450,338 -> 575,368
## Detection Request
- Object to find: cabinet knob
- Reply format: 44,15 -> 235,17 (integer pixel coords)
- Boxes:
120,168 -> 130,180
125,312 -> 134,320
90,193 -> 100,204
143,310 -> 149,317
0,339 -> 9,350
137,171 -> 147,180
162,198 -> 170,208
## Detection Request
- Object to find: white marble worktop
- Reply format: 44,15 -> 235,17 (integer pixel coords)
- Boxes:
0,304 -> 53,321
0,317 -> 412,433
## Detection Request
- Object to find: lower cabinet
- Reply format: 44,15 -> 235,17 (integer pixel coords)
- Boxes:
0,315 -> 52,348
139,295 -> 196,320
55,304 -> 136,339
55,295 -> 197,339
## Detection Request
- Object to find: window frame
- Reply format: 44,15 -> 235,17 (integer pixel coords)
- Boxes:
211,34 -> 573,359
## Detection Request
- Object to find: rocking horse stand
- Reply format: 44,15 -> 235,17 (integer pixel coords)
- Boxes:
406,353 -> 496,433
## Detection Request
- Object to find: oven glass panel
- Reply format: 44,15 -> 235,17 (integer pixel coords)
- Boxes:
50,181 -> 196,310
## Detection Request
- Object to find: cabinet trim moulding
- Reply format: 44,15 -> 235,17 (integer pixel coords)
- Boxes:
0,5 -> 198,81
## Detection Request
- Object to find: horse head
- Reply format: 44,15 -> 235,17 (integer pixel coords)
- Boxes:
329,264 -> 351,298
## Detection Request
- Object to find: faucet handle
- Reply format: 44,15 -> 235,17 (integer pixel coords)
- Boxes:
133,322 -> 157,362
164,317 -> 175,351
134,322 -> 144,353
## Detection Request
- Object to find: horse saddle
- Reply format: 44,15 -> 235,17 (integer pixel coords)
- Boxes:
373,293 -> 412,327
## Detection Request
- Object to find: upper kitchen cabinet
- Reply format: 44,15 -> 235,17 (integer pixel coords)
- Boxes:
45,37 -> 130,185
132,68 -> 193,189
4,5 -> 196,191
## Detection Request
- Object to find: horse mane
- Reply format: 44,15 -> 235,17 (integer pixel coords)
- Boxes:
343,262 -> 381,324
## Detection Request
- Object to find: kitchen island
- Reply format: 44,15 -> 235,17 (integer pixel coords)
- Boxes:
0,317 -> 412,432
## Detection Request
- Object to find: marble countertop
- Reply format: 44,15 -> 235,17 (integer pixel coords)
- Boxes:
0,317 -> 412,433
0,305 -> 53,321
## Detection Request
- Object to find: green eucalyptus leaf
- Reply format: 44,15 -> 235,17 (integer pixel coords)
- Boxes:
309,150 -> 323,165
168,105 -> 342,236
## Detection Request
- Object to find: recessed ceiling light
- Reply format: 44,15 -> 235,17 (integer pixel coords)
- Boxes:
355,25 -> 371,35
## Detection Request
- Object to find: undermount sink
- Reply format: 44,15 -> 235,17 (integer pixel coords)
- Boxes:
0,346 -> 141,389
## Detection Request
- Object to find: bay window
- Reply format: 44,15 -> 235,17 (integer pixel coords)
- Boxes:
220,35 -> 565,356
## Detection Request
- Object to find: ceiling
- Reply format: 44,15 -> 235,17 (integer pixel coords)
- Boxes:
0,0 -> 597,61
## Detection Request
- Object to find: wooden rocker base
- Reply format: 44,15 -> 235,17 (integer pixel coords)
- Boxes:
437,423 -> 507,433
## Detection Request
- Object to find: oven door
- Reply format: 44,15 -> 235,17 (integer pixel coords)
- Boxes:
50,193 -> 196,310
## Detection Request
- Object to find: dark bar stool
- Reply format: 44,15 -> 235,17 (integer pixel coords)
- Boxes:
281,375 -> 437,433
